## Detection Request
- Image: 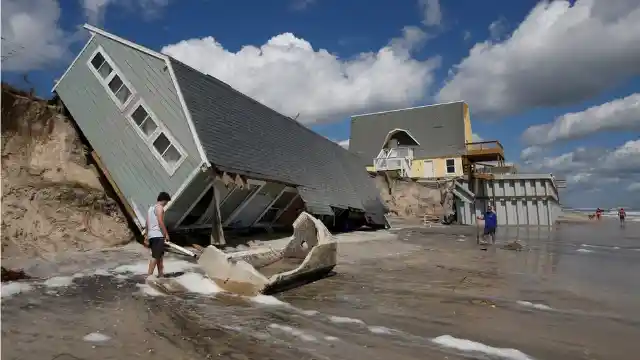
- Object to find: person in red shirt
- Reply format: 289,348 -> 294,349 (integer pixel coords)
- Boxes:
596,208 -> 603,220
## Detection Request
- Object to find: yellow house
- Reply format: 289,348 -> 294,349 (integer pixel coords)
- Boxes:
350,101 -> 478,179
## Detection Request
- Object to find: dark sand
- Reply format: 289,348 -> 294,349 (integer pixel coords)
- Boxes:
2,219 -> 639,360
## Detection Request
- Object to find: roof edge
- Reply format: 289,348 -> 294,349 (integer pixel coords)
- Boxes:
167,56 -> 354,160
350,100 -> 466,119
54,24 -> 169,93
82,24 -> 167,61
165,58 -> 210,166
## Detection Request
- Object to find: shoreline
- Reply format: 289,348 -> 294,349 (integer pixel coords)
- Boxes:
0,213 -> 629,279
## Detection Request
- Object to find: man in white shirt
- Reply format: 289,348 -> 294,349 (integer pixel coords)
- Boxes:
145,192 -> 171,277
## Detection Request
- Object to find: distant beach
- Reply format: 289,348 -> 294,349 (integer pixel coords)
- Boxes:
561,207 -> 639,223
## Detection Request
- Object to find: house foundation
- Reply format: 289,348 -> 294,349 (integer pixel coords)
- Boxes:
454,174 -> 564,226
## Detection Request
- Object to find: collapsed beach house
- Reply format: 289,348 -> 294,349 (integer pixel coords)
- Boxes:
52,24 -> 387,244
349,103 -> 566,226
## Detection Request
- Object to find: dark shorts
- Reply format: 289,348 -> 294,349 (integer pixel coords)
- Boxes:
484,227 -> 496,236
149,237 -> 165,259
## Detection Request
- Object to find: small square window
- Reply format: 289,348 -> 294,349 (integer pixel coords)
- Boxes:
109,75 -> 131,104
131,105 -> 158,137
108,75 -> 124,94
107,75 -> 131,104
446,159 -> 456,174
162,144 -> 182,165
153,133 -> 171,154
115,85 -> 131,104
90,53 -> 105,69
140,117 -> 157,136
97,62 -> 112,79
131,106 -> 148,126
90,53 -> 112,79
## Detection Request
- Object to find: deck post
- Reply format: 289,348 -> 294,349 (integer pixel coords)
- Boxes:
209,182 -> 226,246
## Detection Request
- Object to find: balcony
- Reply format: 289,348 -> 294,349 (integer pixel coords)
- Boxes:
465,140 -> 505,163
373,147 -> 413,177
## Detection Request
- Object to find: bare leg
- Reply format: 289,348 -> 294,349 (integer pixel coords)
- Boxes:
147,259 -> 157,276
156,258 -> 164,278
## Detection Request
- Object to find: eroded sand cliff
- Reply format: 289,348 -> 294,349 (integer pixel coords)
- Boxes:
373,173 -> 449,220
1,84 -> 133,264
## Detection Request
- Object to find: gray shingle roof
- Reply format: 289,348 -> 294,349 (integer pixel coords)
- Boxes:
169,58 -> 385,218
349,102 -> 467,162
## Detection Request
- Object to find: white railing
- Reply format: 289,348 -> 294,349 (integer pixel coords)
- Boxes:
373,147 -> 413,177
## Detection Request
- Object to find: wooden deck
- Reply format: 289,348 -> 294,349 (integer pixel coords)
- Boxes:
465,140 -> 505,162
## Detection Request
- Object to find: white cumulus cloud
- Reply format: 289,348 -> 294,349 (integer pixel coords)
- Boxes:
471,133 -> 483,142
1,0 -> 70,72
337,139 -> 350,149
522,93 -> 640,146
525,139 -> 640,206
437,0 -> 640,119
290,0 -> 316,11
327,138 -> 349,149
527,139 -> 640,188
80,0 -> 111,26
488,17 -> 508,40
520,145 -> 543,160
0,0 -> 173,72
162,27 -> 440,125
79,0 -> 170,25
419,0 -> 442,27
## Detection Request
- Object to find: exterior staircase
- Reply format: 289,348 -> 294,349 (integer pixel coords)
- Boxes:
373,147 -> 414,177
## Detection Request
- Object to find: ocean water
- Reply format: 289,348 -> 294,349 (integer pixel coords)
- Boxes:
569,207 -> 640,221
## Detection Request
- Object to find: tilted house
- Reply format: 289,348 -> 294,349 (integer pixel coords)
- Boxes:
349,102 -> 505,180
52,24 -> 387,242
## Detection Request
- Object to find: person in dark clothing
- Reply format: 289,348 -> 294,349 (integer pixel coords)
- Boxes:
477,205 -> 498,244
618,208 -> 626,224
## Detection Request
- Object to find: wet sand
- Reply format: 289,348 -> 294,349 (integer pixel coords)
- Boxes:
2,220 -> 639,360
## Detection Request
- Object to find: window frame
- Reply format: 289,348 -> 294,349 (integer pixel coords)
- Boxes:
86,46 -> 135,110
445,158 -> 456,174
126,98 -> 188,176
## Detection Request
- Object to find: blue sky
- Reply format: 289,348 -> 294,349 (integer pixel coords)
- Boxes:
2,0 -> 639,208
